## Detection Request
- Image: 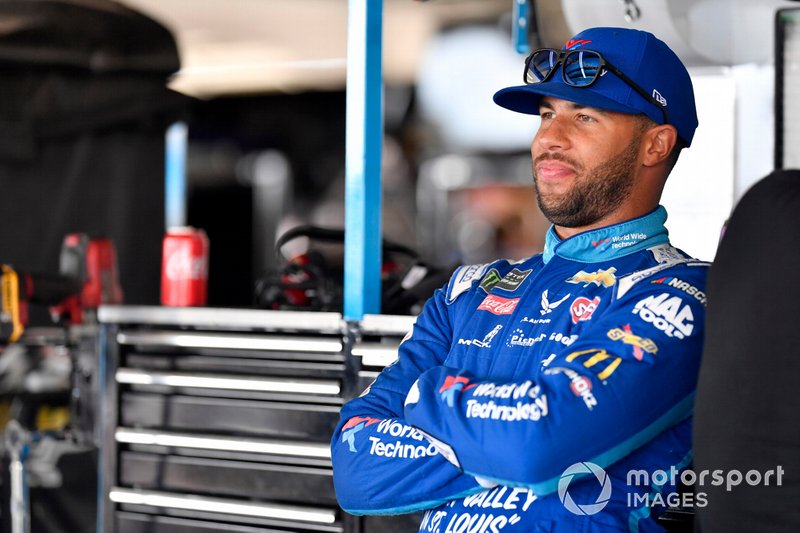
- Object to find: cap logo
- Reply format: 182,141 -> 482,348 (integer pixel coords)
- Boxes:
652,89 -> 667,107
565,39 -> 591,50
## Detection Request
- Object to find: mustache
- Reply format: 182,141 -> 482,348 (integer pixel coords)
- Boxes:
533,152 -> 581,170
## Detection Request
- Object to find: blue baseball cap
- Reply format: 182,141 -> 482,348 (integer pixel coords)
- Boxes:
493,27 -> 699,147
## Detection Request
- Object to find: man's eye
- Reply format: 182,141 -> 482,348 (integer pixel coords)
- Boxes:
540,111 -> 555,120
577,114 -> 595,122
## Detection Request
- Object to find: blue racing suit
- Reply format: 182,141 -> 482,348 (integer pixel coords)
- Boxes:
331,206 -> 709,532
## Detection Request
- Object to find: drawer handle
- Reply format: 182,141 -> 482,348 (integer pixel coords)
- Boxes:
116,368 -> 341,395
116,330 -> 343,353
115,428 -> 331,459
109,487 -> 337,524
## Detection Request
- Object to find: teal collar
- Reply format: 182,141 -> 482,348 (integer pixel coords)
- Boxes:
542,206 -> 670,264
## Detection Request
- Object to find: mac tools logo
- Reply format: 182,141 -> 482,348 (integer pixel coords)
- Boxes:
632,293 -> 694,339
558,462 -> 612,515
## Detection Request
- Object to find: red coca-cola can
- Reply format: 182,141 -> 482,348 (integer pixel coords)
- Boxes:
161,227 -> 209,306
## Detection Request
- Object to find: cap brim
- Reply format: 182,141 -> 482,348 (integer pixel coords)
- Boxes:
493,83 -> 648,118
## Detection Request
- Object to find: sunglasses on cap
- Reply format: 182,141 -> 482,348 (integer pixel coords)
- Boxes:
524,48 -> 669,125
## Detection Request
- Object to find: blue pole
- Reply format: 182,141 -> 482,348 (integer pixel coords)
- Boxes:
165,121 -> 188,230
513,0 -> 530,55
344,0 -> 383,320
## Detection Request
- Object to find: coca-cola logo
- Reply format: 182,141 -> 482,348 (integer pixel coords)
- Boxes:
570,296 -> 601,324
166,247 -> 207,281
477,295 -> 520,315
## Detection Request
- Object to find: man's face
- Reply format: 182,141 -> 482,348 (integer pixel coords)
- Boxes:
531,97 -> 644,228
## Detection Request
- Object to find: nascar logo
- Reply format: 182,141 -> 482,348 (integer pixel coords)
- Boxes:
650,276 -> 707,306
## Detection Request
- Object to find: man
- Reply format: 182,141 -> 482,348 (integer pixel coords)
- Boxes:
331,27 -> 708,531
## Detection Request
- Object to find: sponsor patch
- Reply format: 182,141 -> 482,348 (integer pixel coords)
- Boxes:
495,268 -> 532,292
457,324 -> 503,348
632,293 -> 694,339
549,331 -> 579,346
607,325 -> 658,360
366,420 -> 439,460
570,296 -> 601,324
478,294 -> 520,315
466,381 -> 548,422
521,316 -> 551,325
544,366 -> 598,410
650,244 -> 686,264
341,416 -> 382,453
610,232 -> 648,249
566,267 -> 617,287
448,263 -> 489,302
439,375 -> 477,407
478,268 -> 502,293
616,258 -> 708,299
540,289 -> 571,315
566,349 -> 623,381
465,397 -> 548,422
650,277 -> 707,306
506,329 -> 547,348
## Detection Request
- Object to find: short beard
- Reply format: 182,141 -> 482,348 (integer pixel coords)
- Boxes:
533,137 -> 640,228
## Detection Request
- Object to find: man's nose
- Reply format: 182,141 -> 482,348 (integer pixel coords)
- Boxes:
534,118 -> 571,153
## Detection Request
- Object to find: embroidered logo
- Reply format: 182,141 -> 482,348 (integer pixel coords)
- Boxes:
570,296 -> 601,324
457,324 -> 503,348
495,268 -> 532,292
565,39 -> 592,49
540,290 -> 571,315
439,375 -> 477,407
566,267 -> 617,288
607,325 -> 658,360
479,269 -> 503,293
478,295 -> 520,315
341,416 -> 381,452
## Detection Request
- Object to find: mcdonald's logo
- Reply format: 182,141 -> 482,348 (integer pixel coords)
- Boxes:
565,349 -> 622,381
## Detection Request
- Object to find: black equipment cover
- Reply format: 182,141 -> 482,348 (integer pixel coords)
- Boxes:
0,0 -> 189,309
694,169 -> 800,532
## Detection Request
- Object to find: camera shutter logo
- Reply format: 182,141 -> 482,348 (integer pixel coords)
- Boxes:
558,462 -> 612,516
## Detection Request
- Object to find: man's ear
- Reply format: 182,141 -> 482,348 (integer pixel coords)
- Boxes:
642,124 -> 678,167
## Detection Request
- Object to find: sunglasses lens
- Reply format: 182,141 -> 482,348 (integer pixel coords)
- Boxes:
563,51 -> 603,86
527,49 -> 559,83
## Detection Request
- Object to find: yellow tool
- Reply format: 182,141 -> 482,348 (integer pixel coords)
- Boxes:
1,265 -> 24,344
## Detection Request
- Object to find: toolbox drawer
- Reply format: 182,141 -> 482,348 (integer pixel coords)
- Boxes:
119,451 -> 337,504
100,307 -> 422,533
119,392 -> 340,440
